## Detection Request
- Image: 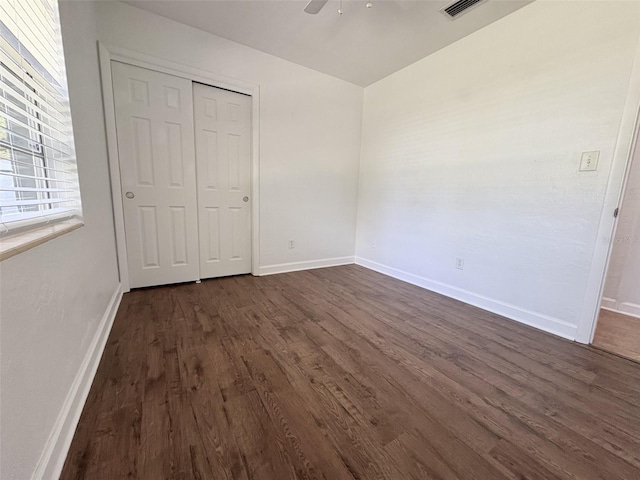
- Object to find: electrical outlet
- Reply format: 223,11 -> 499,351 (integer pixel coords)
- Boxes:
371,241 -> 376,249
579,151 -> 599,172
455,257 -> 464,270
288,240 -> 295,249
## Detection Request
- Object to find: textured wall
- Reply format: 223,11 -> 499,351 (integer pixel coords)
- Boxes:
356,0 -> 640,338
0,2 -> 120,479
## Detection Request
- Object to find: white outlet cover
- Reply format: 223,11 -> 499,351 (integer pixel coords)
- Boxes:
579,151 -> 599,172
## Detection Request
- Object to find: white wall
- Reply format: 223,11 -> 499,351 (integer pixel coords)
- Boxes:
0,2 -> 120,479
356,0 -> 640,339
95,1 -> 363,273
603,132 -> 640,318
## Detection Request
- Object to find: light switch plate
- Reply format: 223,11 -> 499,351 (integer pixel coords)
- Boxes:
579,151 -> 599,172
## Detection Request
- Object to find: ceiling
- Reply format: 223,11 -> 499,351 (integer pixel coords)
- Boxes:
124,0 -> 534,87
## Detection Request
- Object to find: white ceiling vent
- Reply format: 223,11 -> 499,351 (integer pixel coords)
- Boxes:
441,0 -> 487,20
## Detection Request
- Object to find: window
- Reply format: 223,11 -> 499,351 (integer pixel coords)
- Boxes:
0,0 -> 81,237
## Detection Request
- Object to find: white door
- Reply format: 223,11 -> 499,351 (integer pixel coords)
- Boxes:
193,83 -> 252,278
112,61 -> 199,288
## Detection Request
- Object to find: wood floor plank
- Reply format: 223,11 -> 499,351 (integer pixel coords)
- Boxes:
593,309 -> 640,363
61,265 -> 640,480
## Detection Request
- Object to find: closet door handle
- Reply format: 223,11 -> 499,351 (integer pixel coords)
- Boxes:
243,196 -> 249,203
125,191 -> 135,199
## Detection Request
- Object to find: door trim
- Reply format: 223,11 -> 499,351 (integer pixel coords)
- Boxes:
575,38 -> 640,344
98,42 -> 261,292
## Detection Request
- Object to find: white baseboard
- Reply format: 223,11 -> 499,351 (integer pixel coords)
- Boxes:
259,256 -> 354,276
32,284 -> 123,480
618,302 -> 640,319
601,299 -> 640,319
355,257 -> 577,340
600,297 -> 617,310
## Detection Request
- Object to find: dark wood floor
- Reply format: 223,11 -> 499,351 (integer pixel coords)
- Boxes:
61,265 -> 640,480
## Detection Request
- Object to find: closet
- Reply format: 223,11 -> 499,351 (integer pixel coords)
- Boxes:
111,61 -> 252,288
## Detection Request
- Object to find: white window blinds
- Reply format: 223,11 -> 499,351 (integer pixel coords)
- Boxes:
0,0 -> 81,232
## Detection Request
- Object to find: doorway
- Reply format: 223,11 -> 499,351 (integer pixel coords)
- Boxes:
111,61 -> 253,289
592,128 -> 640,362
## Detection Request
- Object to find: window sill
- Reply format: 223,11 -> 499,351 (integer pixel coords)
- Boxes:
0,219 -> 84,261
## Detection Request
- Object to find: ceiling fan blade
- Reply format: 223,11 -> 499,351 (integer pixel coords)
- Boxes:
304,0 -> 329,14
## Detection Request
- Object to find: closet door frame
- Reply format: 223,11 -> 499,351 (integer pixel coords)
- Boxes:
98,42 -> 261,292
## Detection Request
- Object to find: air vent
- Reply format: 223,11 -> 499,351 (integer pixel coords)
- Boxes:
441,0 -> 486,19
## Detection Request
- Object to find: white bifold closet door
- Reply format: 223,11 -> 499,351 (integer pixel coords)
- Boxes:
193,83 -> 252,279
112,62 -> 251,288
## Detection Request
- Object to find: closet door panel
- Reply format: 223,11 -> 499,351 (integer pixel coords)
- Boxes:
112,61 -> 199,288
193,83 -> 252,278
